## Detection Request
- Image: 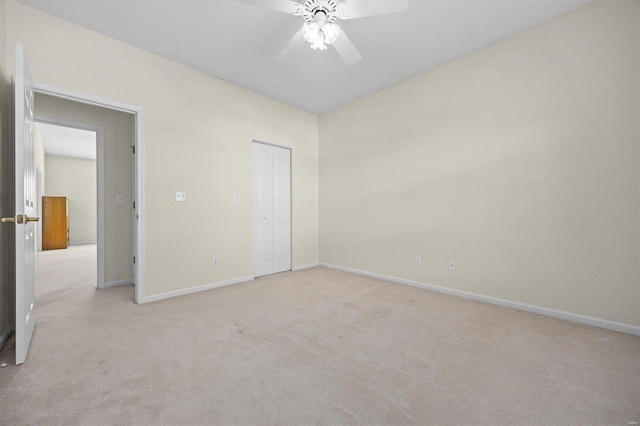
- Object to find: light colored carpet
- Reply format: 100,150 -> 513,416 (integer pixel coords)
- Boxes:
32,244 -> 125,323
0,246 -> 638,425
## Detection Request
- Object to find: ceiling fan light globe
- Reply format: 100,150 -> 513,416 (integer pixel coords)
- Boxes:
301,22 -> 322,44
321,23 -> 340,45
310,40 -> 328,50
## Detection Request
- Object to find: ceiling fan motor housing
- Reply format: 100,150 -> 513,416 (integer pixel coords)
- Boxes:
303,0 -> 339,24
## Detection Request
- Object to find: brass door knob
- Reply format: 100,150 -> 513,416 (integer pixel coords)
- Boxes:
1,215 -> 40,224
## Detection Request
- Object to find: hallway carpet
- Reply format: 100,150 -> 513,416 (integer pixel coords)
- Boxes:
0,247 -> 638,424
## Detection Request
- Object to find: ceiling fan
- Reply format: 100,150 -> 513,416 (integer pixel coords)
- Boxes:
236,0 -> 410,66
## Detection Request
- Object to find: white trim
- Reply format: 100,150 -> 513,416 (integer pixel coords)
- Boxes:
0,325 -> 11,349
34,115 -> 106,289
319,263 -> 640,337
36,168 -> 42,252
141,276 -> 254,304
98,121 -> 105,289
34,82 -> 141,114
33,81 -> 146,304
134,111 -> 145,304
252,139 -> 292,151
69,242 -> 98,245
292,262 -> 319,271
104,279 -> 133,288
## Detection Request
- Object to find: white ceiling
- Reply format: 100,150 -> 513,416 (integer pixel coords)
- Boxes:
18,0 -> 592,114
37,122 -> 97,160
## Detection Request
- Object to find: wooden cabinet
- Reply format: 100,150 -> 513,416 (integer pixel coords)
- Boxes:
42,196 -> 69,250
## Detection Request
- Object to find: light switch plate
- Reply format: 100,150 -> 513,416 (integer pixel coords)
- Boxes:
234,194 -> 240,203
176,192 -> 186,202
116,195 -> 123,204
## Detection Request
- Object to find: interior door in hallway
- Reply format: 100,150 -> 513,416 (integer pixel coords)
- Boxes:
252,142 -> 291,277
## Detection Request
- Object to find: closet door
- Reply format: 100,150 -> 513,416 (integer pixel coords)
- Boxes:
252,143 -> 291,277
272,147 -> 291,273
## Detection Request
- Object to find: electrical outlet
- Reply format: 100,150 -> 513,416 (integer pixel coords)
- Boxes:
212,257 -> 219,267
448,260 -> 456,271
415,256 -> 421,266
176,192 -> 186,202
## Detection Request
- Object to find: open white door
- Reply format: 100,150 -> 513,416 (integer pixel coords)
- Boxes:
2,43 -> 38,365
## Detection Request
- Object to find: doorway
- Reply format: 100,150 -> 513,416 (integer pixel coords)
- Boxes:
252,141 -> 291,277
33,119 -> 101,292
32,84 -> 145,304
34,95 -> 134,297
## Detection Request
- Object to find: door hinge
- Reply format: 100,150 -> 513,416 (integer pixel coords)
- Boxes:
130,145 -> 135,154
133,201 -> 135,209
133,256 -> 136,264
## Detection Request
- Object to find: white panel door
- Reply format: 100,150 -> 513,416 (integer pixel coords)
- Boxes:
272,147 -> 291,273
252,143 -> 290,277
3,44 -> 37,365
253,143 -> 274,277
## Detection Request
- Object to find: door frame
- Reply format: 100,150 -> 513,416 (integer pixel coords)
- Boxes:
33,115 -> 105,289
33,82 -> 146,304
36,168 -> 42,252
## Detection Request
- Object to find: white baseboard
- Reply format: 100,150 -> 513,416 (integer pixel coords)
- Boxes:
141,275 -> 255,304
69,242 -> 97,245
105,279 -> 133,288
292,262 -> 320,271
0,324 -> 11,349
320,263 -> 640,337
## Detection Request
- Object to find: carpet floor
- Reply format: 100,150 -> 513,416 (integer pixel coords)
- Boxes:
0,245 -> 638,425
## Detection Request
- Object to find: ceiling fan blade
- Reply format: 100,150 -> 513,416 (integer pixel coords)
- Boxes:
235,0 -> 303,14
276,30 -> 306,62
337,0 -> 410,19
332,29 -> 362,66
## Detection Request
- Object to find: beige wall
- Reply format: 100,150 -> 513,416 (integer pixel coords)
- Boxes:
35,93 -> 134,284
0,0 -> 11,341
6,0 -> 319,297
45,155 -> 97,244
320,0 -> 640,327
